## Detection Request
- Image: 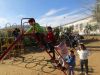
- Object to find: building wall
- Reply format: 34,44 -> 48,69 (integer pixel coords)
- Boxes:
62,16 -> 99,35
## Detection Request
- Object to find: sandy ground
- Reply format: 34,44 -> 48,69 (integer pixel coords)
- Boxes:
0,50 -> 100,75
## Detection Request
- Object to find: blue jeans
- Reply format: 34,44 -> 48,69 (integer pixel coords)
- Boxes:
69,66 -> 74,75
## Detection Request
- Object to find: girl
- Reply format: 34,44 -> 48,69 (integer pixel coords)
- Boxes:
77,43 -> 89,75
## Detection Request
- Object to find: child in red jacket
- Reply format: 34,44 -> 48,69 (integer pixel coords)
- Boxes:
47,26 -> 56,59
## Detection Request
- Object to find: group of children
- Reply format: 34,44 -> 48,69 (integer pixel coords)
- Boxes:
55,43 -> 89,75
13,18 -> 89,75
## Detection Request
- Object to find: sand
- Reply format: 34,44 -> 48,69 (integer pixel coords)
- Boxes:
0,50 -> 100,75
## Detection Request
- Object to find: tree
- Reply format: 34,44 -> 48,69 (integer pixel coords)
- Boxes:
92,24 -> 99,31
66,26 -> 74,33
85,24 -> 93,34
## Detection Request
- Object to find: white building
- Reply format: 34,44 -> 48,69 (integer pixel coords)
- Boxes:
62,16 -> 100,35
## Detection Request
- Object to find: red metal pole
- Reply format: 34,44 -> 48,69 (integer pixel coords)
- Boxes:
0,35 -> 23,61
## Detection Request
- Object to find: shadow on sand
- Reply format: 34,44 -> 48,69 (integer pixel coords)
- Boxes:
75,66 -> 94,75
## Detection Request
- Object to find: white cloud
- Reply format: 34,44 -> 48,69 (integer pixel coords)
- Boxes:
0,14 -> 27,28
42,8 -> 66,17
37,8 -> 92,27
0,18 -> 9,28
0,8 -> 92,28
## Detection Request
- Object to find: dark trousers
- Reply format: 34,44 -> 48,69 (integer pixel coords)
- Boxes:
48,42 -> 55,59
34,33 -> 47,49
80,59 -> 88,74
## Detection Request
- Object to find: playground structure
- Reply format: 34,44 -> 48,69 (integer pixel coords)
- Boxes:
0,18 -> 69,75
0,23 -> 24,60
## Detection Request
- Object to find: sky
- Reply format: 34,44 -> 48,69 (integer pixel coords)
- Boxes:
0,0 -> 96,28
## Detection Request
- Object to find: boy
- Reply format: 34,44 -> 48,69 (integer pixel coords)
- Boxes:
66,50 -> 76,75
46,26 -> 55,59
25,18 -> 47,49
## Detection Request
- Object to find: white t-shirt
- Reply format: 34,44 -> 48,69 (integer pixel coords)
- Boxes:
77,50 -> 89,60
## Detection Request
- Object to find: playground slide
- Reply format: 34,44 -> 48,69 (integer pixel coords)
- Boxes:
46,41 -> 68,75
0,34 -> 23,61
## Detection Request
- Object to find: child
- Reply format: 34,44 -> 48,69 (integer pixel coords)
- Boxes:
12,28 -> 20,40
77,43 -> 89,75
66,50 -> 76,75
46,26 -> 55,59
25,18 -> 47,49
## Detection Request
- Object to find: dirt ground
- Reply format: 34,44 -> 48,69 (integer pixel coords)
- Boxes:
0,49 -> 100,75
